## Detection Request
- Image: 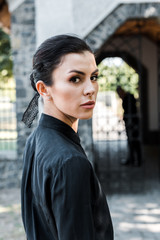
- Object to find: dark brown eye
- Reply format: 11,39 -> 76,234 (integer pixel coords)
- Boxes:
70,77 -> 81,83
91,75 -> 98,81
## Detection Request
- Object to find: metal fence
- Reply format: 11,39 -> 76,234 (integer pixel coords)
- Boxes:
0,79 -> 17,155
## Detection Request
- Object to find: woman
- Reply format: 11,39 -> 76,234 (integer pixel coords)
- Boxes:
21,34 -> 113,240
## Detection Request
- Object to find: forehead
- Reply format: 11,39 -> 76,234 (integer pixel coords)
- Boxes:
58,51 -> 97,72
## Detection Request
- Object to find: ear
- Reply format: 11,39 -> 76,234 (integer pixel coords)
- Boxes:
36,81 -> 49,97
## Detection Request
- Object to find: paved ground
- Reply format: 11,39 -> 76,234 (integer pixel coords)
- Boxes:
0,188 -> 25,240
0,188 -> 160,240
108,190 -> 160,240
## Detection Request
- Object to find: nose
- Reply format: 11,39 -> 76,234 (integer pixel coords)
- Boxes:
83,80 -> 96,96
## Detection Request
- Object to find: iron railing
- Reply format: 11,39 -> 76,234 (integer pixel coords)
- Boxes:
0,81 -> 17,154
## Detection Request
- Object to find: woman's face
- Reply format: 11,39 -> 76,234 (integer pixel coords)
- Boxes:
46,51 -> 99,125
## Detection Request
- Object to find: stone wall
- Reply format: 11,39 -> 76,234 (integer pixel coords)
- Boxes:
0,0 -> 36,188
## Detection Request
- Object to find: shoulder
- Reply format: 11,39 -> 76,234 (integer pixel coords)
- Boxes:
60,155 -> 92,175
48,151 -> 92,180
52,155 -> 94,195
33,125 -> 88,173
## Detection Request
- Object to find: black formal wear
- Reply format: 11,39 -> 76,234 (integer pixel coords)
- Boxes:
21,113 -> 113,240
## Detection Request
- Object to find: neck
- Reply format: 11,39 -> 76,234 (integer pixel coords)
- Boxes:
71,120 -> 79,132
43,103 -> 79,132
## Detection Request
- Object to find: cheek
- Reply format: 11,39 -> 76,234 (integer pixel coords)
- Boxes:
53,85 -> 79,103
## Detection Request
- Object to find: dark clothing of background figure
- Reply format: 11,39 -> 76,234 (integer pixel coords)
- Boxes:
122,93 -> 141,165
21,114 -> 113,240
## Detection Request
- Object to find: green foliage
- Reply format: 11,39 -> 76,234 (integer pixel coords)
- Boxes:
98,59 -> 139,98
0,28 -> 13,83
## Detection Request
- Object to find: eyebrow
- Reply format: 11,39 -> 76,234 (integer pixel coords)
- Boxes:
68,68 -> 99,75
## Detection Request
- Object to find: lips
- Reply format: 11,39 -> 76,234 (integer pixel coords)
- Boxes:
80,101 -> 95,109
81,101 -> 95,106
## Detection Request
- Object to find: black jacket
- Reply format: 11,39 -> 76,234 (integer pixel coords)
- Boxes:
21,113 -> 113,240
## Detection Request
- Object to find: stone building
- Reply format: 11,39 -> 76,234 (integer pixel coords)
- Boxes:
0,0 -> 160,192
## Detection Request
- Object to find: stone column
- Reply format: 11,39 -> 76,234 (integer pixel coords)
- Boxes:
11,0 -> 36,186
78,119 -> 94,164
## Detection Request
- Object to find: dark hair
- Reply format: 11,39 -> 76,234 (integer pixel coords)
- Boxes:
30,34 -> 93,92
116,86 -> 122,93
116,86 -> 125,93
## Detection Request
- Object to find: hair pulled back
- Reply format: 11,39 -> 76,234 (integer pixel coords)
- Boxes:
30,34 -> 93,92
22,35 -> 93,128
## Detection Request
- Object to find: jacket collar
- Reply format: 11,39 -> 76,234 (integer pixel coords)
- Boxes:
38,113 -> 81,146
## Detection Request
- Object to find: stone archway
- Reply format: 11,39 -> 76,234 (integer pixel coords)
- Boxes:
83,2 -> 160,192
82,2 -> 160,148
96,50 -> 148,144
85,2 -> 160,51
79,2 -> 160,167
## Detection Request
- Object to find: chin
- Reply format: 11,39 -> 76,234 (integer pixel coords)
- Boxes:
79,113 -> 93,120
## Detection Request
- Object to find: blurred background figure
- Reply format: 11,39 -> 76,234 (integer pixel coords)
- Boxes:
116,86 -> 141,166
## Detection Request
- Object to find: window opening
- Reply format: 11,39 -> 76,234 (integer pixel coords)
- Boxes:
0,28 -> 17,157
